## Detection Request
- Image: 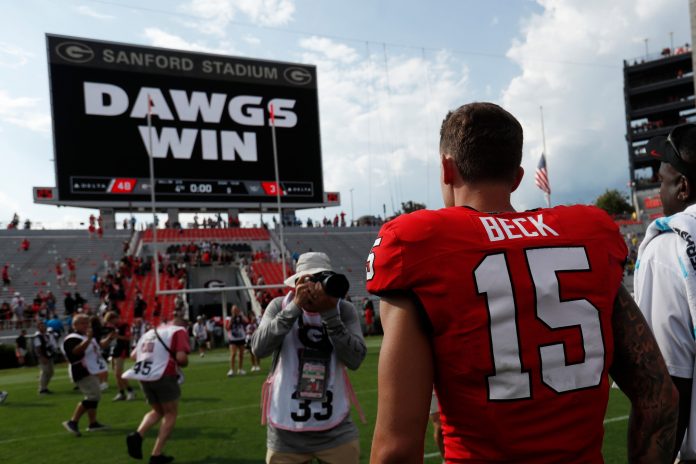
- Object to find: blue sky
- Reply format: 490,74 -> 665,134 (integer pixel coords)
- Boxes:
0,0 -> 690,228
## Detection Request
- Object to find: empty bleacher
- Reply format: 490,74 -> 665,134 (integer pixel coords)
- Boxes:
275,226 -> 381,300
0,229 -> 132,310
250,261 -> 293,297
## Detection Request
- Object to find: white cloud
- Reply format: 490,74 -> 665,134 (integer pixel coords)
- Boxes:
143,28 -> 237,55
180,0 -> 295,37
501,0 -> 689,210
299,36 -> 359,64
74,5 -> 114,20
0,90 -> 50,133
0,42 -> 33,68
296,37 -> 471,215
243,34 -> 261,45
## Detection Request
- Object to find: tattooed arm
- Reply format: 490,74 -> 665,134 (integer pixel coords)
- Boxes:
609,285 -> 679,463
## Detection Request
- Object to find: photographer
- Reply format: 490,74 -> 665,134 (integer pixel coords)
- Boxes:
62,314 -> 115,436
251,252 -> 366,464
33,321 -> 57,394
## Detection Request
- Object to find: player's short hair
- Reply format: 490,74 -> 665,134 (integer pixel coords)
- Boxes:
439,102 -> 523,183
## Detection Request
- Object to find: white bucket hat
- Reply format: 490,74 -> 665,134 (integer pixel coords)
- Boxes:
283,252 -> 333,288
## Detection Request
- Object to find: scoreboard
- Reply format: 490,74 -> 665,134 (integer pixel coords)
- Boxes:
42,34 -> 326,208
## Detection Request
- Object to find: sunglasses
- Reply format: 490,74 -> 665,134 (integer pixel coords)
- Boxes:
647,123 -> 696,178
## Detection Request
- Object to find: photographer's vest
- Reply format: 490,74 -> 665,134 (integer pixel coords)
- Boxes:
262,296 -> 360,432
123,325 -> 185,382
63,333 -> 107,381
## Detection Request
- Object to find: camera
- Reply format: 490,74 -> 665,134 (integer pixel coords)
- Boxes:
309,271 -> 350,298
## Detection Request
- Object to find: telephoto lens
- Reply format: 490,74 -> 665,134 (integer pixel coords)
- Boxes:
311,271 -> 350,298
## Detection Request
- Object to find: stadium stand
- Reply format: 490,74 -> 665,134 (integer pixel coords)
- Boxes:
274,226 -> 381,300
141,227 -> 269,242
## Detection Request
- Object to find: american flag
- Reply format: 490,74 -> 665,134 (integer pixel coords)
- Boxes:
534,153 -> 551,195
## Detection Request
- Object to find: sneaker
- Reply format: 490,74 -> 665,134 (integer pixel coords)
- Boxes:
226,369 -> 234,377
126,391 -> 137,401
238,369 -> 246,376
39,389 -> 54,395
149,454 -> 174,464
0,391 -> 8,404
126,431 -> 143,459
99,383 -> 109,391
87,422 -> 110,432
200,352 -> 205,357
62,420 -> 81,437
113,392 -> 126,401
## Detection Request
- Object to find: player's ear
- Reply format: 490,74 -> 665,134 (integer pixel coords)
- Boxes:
678,174 -> 693,202
441,155 -> 457,186
511,166 -> 524,192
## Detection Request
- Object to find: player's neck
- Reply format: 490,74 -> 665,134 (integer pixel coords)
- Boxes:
453,184 -> 516,213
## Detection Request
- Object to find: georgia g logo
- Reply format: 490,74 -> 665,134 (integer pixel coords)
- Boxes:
366,237 -> 382,281
55,41 -> 95,63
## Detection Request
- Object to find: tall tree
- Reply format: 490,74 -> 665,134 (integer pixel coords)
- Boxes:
595,189 -> 633,216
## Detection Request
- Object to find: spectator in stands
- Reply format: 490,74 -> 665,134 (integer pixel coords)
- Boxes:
104,312 -> 136,402
226,305 -> 248,377
363,299 -> 375,336
11,292 -> 24,329
34,321 -> 57,394
134,293 -> 147,321
2,264 -> 11,289
20,238 -> 30,251
251,252 -> 366,463
46,313 -> 64,336
245,313 -> 260,372
193,316 -> 208,357
74,292 -> 86,311
67,257 -> 77,286
56,262 -> 65,287
15,329 -> 27,366
23,218 -> 31,230
0,301 -> 10,328
62,314 -> 115,436
64,292 -> 76,316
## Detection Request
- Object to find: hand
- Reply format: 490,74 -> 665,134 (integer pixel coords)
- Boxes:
86,327 -> 94,339
293,276 -> 338,313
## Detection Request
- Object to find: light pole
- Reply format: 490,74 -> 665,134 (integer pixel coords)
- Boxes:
349,188 -> 354,226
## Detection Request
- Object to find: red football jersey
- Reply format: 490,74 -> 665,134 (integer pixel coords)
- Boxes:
366,205 -> 627,463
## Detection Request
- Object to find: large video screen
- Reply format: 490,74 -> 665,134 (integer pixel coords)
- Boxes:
46,34 -> 323,206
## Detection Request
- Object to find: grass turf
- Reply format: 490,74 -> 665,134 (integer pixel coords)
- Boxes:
0,336 -> 630,463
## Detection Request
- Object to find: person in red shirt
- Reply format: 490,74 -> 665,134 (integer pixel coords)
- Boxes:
367,102 -> 678,463
2,264 -> 10,288
20,238 -> 29,251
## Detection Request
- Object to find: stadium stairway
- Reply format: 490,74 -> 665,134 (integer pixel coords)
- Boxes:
273,226 -> 381,300
250,261 -> 293,298
118,270 -> 180,324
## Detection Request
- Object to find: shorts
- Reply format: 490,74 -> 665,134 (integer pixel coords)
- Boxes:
140,375 -> 180,404
266,439 -> 360,464
195,337 -> 207,348
77,375 -> 101,402
229,340 -> 245,347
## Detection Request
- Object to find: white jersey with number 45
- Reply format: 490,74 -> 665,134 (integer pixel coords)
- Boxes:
123,325 -> 186,382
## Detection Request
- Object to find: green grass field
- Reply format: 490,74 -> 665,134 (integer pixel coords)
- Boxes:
1,336 -> 631,463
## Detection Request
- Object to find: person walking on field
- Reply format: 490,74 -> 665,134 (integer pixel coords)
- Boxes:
226,305 -> 248,377
123,312 -> 190,464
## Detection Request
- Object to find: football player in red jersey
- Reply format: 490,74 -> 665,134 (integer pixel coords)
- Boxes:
367,102 -> 678,463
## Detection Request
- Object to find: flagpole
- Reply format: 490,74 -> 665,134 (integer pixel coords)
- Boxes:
540,106 -> 551,208
270,104 -> 287,282
147,99 -> 160,294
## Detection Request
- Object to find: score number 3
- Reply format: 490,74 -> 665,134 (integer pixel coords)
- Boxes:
474,247 -> 604,401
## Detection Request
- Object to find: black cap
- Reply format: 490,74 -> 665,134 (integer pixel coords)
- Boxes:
646,123 -> 696,179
